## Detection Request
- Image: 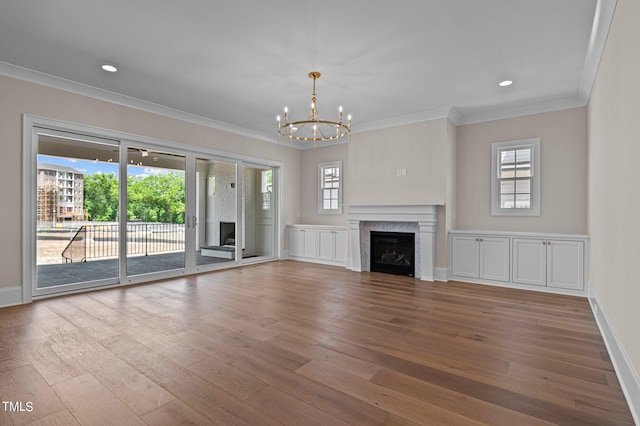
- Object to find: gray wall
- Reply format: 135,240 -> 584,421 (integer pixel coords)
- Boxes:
587,0 -> 640,384
456,107 -> 588,234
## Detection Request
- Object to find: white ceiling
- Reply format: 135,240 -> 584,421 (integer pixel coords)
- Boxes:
0,0 -> 615,146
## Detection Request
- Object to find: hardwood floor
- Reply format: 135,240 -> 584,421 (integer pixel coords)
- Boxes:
0,260 -> 634,425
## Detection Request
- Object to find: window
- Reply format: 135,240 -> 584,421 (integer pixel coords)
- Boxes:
261,170 -> 272,210
208,176 -> 216,196
491,138 -> 540,216
318,161 -> 342,214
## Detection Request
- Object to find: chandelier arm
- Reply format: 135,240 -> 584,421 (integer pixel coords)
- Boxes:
280,119 -> 345,128
277,122 -> 350,142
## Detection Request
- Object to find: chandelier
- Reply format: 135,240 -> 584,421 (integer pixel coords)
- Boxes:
277,71 -> 351,146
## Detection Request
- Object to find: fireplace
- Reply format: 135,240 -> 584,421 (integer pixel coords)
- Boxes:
370,231 -> 415,277
220,222 -> 235,246
348,204 -> 438,281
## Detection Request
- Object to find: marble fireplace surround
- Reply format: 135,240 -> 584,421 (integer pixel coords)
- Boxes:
348,204 -> 438,281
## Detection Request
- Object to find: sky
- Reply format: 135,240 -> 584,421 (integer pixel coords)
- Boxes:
38,155 -> 166,177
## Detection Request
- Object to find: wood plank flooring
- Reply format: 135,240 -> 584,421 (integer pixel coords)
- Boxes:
0,260 -> 634,425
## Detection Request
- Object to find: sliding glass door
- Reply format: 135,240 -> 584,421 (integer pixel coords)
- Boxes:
242,164 -> 275,261
189,159 -> 278,271
126,147 -> 186,277
35,130 -> 120,294
193,157 -> 238,270
28,117 -> 280,299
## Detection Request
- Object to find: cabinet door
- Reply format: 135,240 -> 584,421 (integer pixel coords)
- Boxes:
288,228 -> 305,257
512,238 -> 546,286
547,240 -> 584,290
318,230 -> 348,262
451,235 -> 479,278
288,228 -> 316,258
302,229 -> 317,258
317,230 -> 334,261
334,231 -> 348,262
479,237 -> 510,282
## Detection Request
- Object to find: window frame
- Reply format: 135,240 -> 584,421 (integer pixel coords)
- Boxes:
317,160 -> 343,215
491,138 -> 540,216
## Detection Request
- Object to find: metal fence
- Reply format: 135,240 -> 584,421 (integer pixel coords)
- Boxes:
62,223 -> 185,263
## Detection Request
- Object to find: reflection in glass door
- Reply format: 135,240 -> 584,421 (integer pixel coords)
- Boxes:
194,158 -> 238,268
126,147 -> 186,276
36,133 -> 120,291
242,164 -> 275,260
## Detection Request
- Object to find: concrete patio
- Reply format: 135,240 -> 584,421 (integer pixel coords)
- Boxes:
37,251 -> 233,288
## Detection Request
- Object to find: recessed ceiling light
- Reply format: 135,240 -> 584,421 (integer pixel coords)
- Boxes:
499,80 -> 513,87
101,64 -> 118,73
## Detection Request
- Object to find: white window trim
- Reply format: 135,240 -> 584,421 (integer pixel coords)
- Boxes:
491,138 -> 540,216
318,160 -> 343,215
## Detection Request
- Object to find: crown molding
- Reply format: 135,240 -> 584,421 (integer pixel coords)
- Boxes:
447,107 -> 463,126
0,58 -> 601,138
579,0 -> 618,104
292,107 -> 462,149
351,107 -> 455,134
457,96 -> 587,126
0,61 -> 280,145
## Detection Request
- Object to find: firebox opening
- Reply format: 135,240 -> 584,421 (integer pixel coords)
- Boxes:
220,222 -> 235,246
370,231 -> 415,277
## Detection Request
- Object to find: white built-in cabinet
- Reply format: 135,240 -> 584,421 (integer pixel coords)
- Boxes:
512,238 -> 584,290
450,231 -> 588,296
288,227 -> 316,259
318,229 -> 348,263
288,225 -> 347,266
450,235 -> 510,282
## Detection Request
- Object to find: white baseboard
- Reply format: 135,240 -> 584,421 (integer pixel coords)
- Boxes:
449,275 -> 588,297
435,267 -> 449,282
287,256 -> 347,268
0,286 -> 23,308
589,297 -> 640,425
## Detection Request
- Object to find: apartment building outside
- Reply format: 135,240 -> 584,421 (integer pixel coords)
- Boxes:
37,162 -> 85,223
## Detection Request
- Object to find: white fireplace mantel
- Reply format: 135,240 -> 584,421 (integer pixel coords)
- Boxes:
348,204 -> 440,281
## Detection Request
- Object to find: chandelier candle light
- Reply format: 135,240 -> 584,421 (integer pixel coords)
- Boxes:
277,71 -> 351,146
